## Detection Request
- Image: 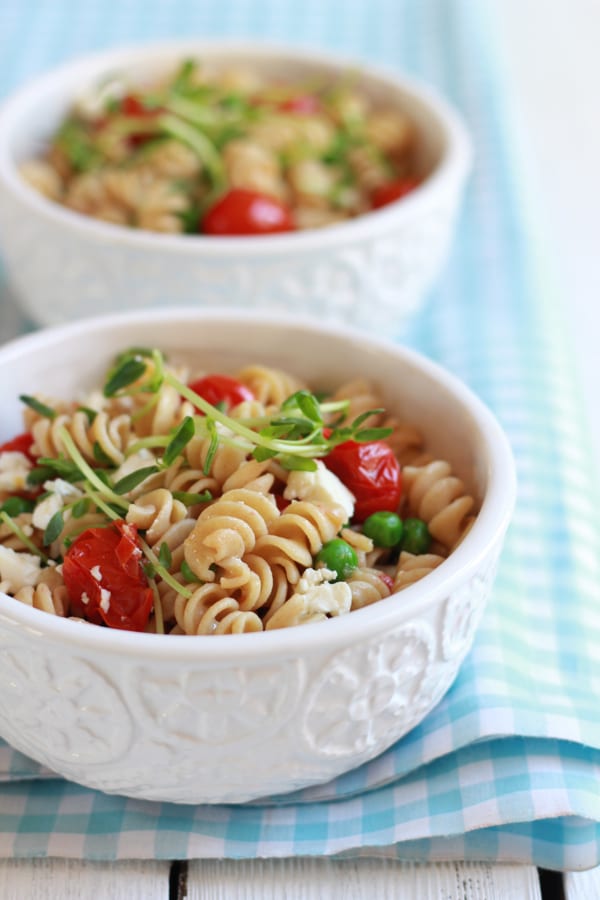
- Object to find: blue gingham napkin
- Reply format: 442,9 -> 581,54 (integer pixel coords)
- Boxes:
1,0 -> 600,872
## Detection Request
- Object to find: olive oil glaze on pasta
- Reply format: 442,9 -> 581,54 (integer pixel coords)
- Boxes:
0,349 -> 477,634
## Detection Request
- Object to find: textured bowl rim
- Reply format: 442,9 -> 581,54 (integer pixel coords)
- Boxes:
0,38 -> 472,255
0,308 -> 516,660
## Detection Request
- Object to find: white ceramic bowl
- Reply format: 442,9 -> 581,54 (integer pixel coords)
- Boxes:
0,41 -> 471,332
0,309 -> 514,803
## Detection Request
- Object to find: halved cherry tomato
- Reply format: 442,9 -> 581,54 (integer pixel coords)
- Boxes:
202,189 -> 295,236
371,177 -> 420,210
188,374 -> 255,412
0,432 -> 36,462
324,440 -> 402,523
279,94 -> 321,115
63,521 -> 153,632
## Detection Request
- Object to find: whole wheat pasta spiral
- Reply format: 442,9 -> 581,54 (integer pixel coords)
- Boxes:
393,551 -> 446,590
236,365 -> 307,406
265,575 -> 351,630
346,566 -> 392,610
254,501 -> 347,569
126,489 -> 189,547
183,487 -> 280,582
174,583 -> 262,635
402,461 -> 475,550
13,577 -> 70,617
184,435 -> 249,488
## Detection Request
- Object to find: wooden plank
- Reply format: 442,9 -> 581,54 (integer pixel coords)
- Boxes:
0,859 -> 171,900
186,859 -> 542,899
564,867 -> 600,900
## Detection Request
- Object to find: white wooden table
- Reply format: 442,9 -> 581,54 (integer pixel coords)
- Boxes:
0,857 -> 598,898
0,0 -> 598,895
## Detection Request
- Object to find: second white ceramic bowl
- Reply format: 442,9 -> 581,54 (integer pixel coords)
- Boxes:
0,309 -> 513,803
0,41 -> 471,331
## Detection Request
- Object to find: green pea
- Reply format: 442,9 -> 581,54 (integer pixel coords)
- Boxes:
315,538 -> 358,581
362,511 -> 404,548
401,518 -> 431,555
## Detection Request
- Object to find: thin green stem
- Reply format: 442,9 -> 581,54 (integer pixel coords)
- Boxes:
58,427 -> 128,510
139,538 -> 192,599
149,579 -> 165,635
0,512 -> 48,562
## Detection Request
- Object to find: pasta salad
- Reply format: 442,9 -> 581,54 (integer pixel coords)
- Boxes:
0,349 -> 476,634
20,59 -> 421,235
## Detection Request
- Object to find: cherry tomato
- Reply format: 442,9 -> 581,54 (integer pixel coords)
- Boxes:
371,177 -> 420,210
279,94 -> 321,115
202,189 -> 295,236
0,432 -> 36,462
63,521 -> 153,632
120,95 -> 159,117
120,94 -> 163,147
188,374 -> 255,412
324,440 -> 402,523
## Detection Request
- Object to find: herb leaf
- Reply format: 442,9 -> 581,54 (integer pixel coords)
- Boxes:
181,560 -> 201,584
19,395 -> 56,420
163,416 -> 195,468
172,490 -> 212,505
354,427 -> 393,442
158,542 -> 172,569
71,498 -> 91,519
93,442 -> 114,465
104,358 -> 148,397
0,496 -> 36,517
43,510 -> 64,546
286,390 -> 323,424
113,465 -> 159,495
278,456 -> 319,472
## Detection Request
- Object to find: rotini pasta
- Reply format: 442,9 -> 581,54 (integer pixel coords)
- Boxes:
0,348 -> 479,634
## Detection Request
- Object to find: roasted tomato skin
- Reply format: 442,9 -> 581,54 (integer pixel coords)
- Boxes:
0,432 -> 36,461
324,439 -> 402,523
63,521 -> 153,632
188,374 -> 255,411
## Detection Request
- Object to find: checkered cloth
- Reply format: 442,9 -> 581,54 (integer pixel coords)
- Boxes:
1,0 -> 599,872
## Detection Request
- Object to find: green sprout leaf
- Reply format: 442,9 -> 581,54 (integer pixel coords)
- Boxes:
43,510 -> 64,547
172,490 -> 212,505
180,560 -> 201,584
203,419 -> 219,476
351,408 -> 385,429
158,542 -> 172,569
33,456 -> 81,484
77,406 -> 98,424
113,465 -> 159,495
278,456 -> 319,472
163,416 -> 195,468
93,442 -> 114,465
0,496 -> 36,517
71,498 -> 91,519
282,390 -> 323,424
104,358 -> 148,398
19,395 -> 56,420
354,427 -> 394,442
